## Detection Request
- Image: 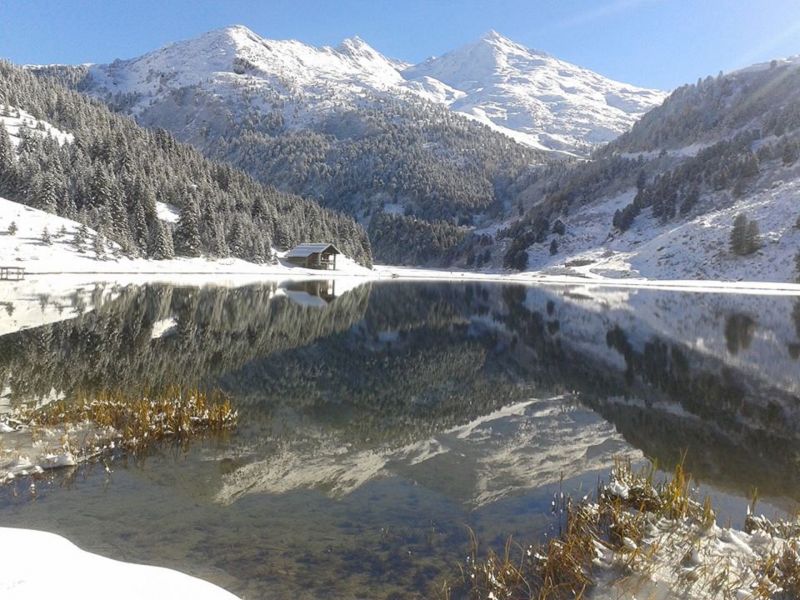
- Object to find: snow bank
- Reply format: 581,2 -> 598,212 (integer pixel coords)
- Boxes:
0,527 -> 239,599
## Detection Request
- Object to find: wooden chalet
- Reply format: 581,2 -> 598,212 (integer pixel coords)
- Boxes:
285,243 -> 342,270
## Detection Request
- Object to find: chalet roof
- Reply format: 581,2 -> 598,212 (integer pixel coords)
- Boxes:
283,290 -> 331,309
286,243 -> 342,258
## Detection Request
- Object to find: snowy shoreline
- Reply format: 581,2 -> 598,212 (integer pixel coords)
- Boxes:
9,262 -> 800,297
373,265 -> 800,295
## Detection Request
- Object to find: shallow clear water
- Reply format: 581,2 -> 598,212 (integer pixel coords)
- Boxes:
0,280 -> 799,598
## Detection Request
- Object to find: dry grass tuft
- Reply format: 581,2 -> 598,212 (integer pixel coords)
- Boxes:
753,541 -> 800,599
22,386 -> 237,454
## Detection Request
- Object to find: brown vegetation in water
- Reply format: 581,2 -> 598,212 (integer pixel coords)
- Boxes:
22,386 -> 237,453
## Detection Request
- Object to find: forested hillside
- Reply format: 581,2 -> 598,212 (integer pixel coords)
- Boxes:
0,61 -> 373,266
486,58 -> 800,281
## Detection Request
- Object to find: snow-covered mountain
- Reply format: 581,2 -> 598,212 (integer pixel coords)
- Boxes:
74,25 -> 663,155
85,25 -> 416,128
404,30 -> 666,153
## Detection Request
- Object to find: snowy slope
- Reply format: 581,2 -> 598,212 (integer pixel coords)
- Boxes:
0,104 -> 73,147
403,31 -> 667,153
524,179 -> 800,283
495,56 -> 800,283
0,196 -> 126,271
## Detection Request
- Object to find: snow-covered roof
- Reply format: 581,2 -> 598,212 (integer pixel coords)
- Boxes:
286,243 -> 341,258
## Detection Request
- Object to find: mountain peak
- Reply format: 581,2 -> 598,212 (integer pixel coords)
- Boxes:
164,24 -> 266,61
473,30 -> 545,57
200,24 -> 261,45
403,30 -> 666,153
479,29 -> 508,43
337,35 -> 378,56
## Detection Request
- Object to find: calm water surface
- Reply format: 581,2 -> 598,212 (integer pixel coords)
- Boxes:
0,280 -> 799,599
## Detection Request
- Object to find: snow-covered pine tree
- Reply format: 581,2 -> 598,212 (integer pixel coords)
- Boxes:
93,229 -> 106,259
745,219 -> 761,254
174,198 -> 202,257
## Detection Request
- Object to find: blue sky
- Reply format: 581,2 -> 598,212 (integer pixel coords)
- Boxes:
1,0 -> 800,90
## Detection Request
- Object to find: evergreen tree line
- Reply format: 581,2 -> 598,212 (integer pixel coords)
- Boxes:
612,132 -> 763,233
215,98 -> 541,224
368,212 -> 467,266
0,61 -> 373,266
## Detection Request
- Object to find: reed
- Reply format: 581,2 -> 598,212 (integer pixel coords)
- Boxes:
440,459 -> 728,600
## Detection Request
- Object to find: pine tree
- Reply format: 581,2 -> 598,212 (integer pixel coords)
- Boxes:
228,217 -> 245,258
730,213 -> 748,255
131,200 -> 148,250
174,199 -> 202,257
263,231 -> 275,264
745,219 -> 761,254
89,166 -> 114,208
149,219 -> 175,260
109,190 -> 129,237
149,218 -> 169,259
7,220 -> 17,235
0,125 -> 14,186
549,239 -> 558,255
41,226 -> 52,245
93,230 -> 106,259
37,173 -> 59,213
73,222 -> 88,250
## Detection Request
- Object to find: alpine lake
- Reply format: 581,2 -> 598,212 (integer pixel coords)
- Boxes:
1,279 -> 799,599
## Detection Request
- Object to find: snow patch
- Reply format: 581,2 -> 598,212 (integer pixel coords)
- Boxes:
156,201 -> 180,224
0,527 -> 239,599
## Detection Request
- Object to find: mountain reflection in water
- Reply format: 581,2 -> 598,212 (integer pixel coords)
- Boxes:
0,280 -> 798,599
